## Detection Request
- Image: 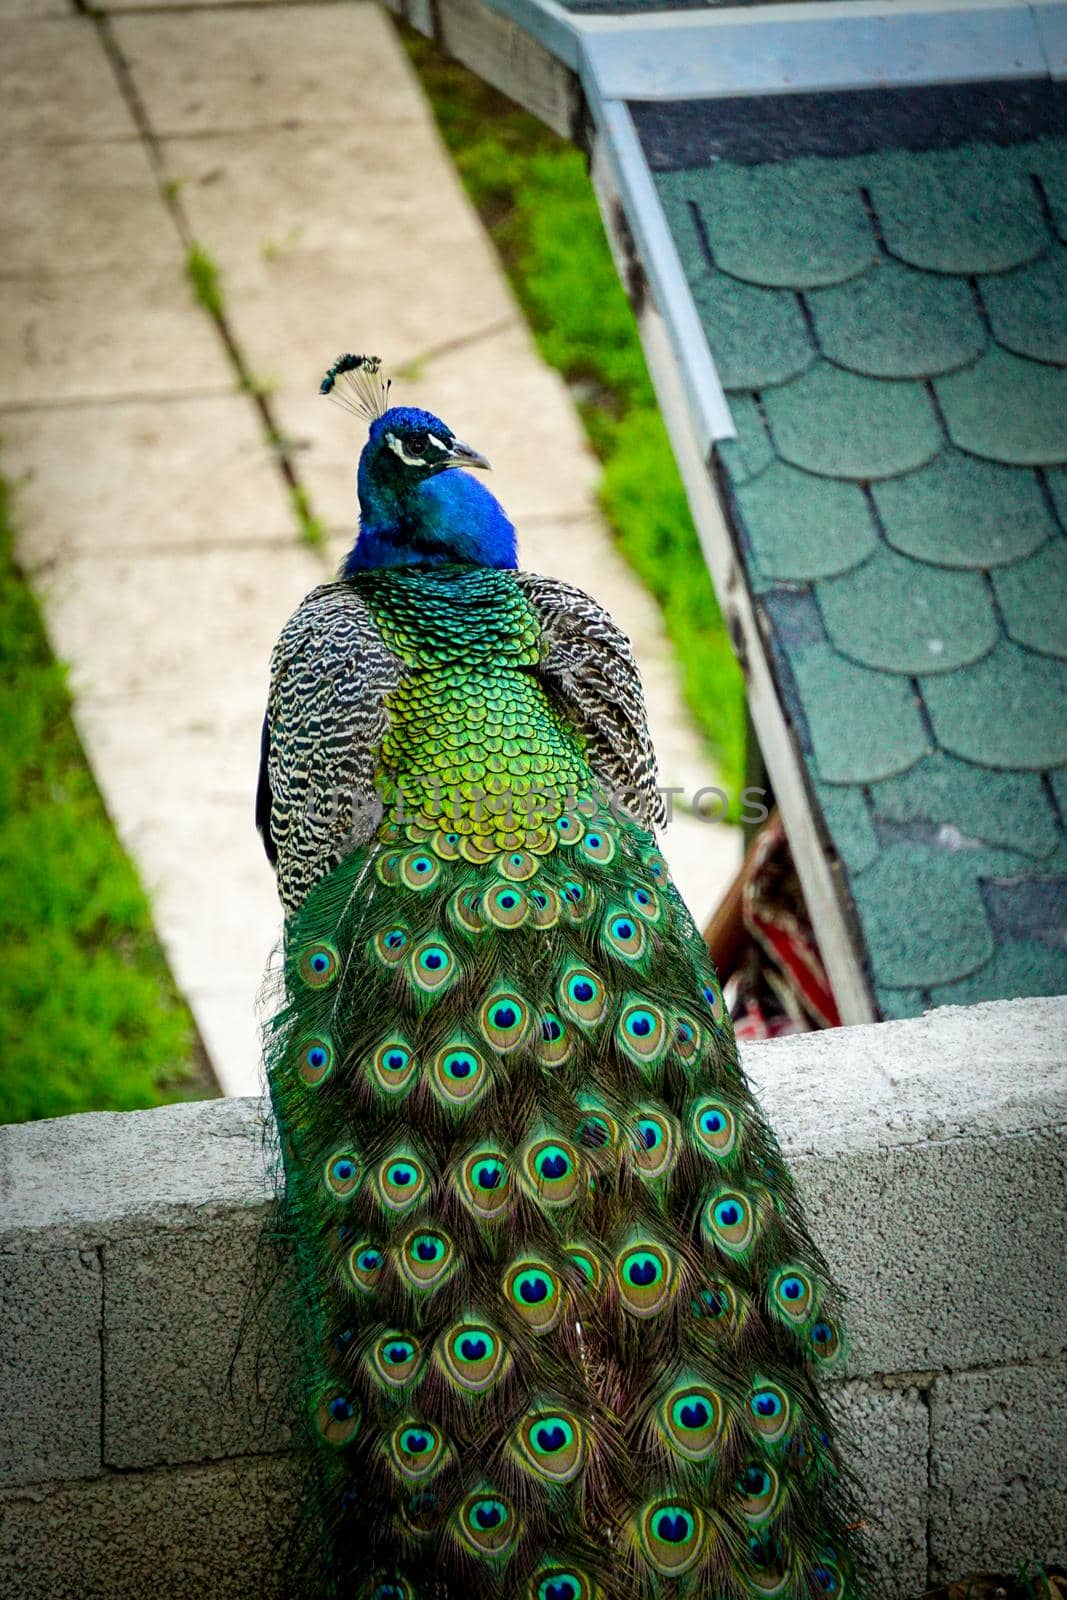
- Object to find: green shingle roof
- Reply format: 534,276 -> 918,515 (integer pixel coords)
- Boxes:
652,90 -> 1067,1014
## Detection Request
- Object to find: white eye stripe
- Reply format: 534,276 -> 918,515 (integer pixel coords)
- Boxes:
427,434 -> 448,453
385,431 -> 427,468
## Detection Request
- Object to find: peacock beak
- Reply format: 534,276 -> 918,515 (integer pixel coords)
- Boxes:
446,439 -> 491,471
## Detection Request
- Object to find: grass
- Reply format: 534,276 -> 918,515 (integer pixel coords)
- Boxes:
0,476 -> 211,1124
401,25 -> 746,801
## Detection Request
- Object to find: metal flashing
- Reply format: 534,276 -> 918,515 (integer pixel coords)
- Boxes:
591,99 -> 736,447
573,0 -> 1033,26
1033,0 -> 1067,74
476,0 -> 1060,99
580,4 -> 1045,100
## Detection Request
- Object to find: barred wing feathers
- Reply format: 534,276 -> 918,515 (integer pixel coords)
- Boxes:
260,581 -> 402,912
514,572 -> 668,832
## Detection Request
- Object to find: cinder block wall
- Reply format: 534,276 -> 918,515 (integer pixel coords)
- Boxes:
2,998 -> 1065,1599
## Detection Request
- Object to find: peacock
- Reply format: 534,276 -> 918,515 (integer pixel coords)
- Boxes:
257,354 -> 861,1600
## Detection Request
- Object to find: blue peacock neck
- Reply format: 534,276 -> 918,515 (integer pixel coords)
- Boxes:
345,454 -> 518,574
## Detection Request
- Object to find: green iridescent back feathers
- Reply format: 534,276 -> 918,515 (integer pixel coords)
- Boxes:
262,560 -> 860,1598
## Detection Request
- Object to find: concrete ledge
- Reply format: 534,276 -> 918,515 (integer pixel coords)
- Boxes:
930,1362 -> 1067,1581
745,998 -> 1067,1377
0,1456 -> 298,1600
2,997 -> 1065,1596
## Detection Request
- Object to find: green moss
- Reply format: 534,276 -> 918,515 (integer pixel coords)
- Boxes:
401,25 -> 745,799
291,482 -> 326,547
185,246 -> 325,551
260,225 -> 304,263
185,241 -> 224,321
0,477 -> 208,1123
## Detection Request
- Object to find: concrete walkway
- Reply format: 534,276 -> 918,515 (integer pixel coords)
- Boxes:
1,0 -> 741,1097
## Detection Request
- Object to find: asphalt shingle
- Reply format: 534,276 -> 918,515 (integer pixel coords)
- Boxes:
1048,467 -> 1067,527
716,393 -> 776,484
928,938 -> 1067,1006
813,779 -> 880,874
865,145 -> 1048,274
735,462 -> 876,582
652,103 -> 1067,1017
935,348 -> 1067,465
763,364 -> 941,480
1029,143 -> 1067,243
982,247 -> 1067,364
850,843 -> 996,988
921,640 -> 1067,770
692,273 -> 813,391
875,985 -> 929,1020
869,754 -> 1062,859
873,454 -> 1055,569
683,162 -> 875,289
1050,767 -> 1067,820
992,538 -> 1067,659
808,256 -> 985,379
790,641 -> 928,784
816,544 -> 997,675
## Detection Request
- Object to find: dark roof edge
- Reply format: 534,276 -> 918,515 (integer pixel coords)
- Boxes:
633,77 -> 1067,168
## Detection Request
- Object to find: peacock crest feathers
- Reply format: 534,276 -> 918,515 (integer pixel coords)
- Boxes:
320,352 -> 392,420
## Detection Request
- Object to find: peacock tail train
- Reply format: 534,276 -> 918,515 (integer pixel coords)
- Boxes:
261,562 -> 860,1600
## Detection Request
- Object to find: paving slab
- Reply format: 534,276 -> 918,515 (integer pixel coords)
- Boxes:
35,545 -> 321,712
93,788 -> 284,1094
183,983 -> 275,1100
114,2 -> 424,136
0,268 -> 236,406
0,0 -> 72,16
1,139 -> 183,275
68,698 -> 272,841
105,0 -> 280,8
164,121 -> 517,387
2,394 -> 295,572
0,18 -> 136,145
0,130 -> 235,408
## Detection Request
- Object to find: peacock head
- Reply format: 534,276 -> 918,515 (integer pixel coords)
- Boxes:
321,352 -> 516,573
362,406 -> 491,485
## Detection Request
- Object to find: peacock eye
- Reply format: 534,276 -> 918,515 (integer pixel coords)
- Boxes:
406,430 -> 428,457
